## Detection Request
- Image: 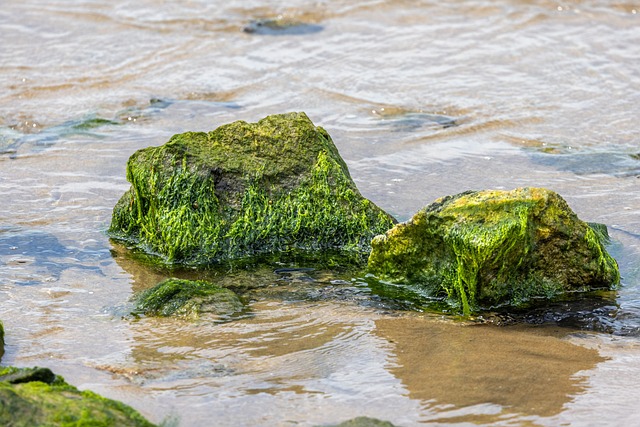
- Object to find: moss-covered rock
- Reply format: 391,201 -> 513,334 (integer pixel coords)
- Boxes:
368,187 -> 620,316
109,112 -> 396,266
0,366 -> 155,427
133,278 -> 244,319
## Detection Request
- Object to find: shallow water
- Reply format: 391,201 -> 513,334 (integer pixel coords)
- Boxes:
1,1 -> 640,426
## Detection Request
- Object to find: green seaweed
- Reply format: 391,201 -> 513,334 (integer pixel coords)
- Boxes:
0,367 -> 56,385
133,278 -> 244,319
323,417 -> 397,427
368,188 -> 620,315
109,112 -> 396,266
0,366 -> 156,427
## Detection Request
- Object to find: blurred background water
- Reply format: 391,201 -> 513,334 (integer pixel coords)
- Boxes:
1,1 -> 639,426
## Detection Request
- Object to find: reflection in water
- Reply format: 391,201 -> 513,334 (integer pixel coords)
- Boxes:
107,242 -> 609,425
93,299 -> 419,427
375,316 -> 604,422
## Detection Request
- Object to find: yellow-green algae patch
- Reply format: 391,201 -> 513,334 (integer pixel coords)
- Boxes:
0,366 -> 155,427
133,278 -> 244,319
367,188 -> 620,316
109,112 -> 396,266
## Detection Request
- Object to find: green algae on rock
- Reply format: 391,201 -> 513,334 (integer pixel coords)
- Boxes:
109,112 -> 396,266
0,366 -> 155,427
367,187 -> 620,316
133,278 -> 244,319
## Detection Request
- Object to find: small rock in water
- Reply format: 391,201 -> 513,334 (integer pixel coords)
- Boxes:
322,416 -> 397,427
132,278 -> 244,319
0,366 -> 155,426
243,16 -> 323,35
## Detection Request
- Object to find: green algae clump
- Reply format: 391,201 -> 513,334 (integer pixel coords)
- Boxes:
0,366 -> 155,427
367,187 -> 620,316
109,112 -> 396,266
133,278 -> 244,319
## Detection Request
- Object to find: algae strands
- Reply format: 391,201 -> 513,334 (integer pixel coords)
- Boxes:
0,366 -> 155,427
133,278 -> 244,319
109,112 -> 396,266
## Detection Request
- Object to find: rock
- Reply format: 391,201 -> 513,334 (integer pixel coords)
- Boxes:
110,112 -> 396,266
0,367 -> 56,385
133,278 -> 244,319
367,188 -> 620,315
243,17 -> 323,35
0,366 -> 155,427
323,417 -> 397,427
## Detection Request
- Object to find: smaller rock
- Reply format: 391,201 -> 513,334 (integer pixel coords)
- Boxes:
0,366 -> 155,427
368,188 -> 620,315
324,417 -> 397,427
133,278 -> 244,319
243,16 -> 323,35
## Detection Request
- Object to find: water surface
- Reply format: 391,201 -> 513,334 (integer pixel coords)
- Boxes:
1,1 -> 640,426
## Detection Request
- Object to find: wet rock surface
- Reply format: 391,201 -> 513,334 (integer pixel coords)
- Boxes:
368,187 -> 620,315
109,112 -> 396,266
0,366 -> 156,427
133,278 -> 245,319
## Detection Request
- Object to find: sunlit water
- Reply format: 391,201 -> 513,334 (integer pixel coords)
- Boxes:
1,1 -> 640,426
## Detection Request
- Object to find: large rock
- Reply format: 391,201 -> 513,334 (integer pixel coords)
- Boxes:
0,366 -> 155,427
368,188 -> 620,315
109,112 -> 396,266
133,278 -> 244,319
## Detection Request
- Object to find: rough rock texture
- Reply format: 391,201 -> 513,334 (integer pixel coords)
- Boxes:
368,188 -> 620,315
133,278 -> 244,319
0,366 -> 155,427
110,112 -> 396,266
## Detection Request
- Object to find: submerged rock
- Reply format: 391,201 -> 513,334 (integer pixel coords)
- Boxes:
0,366 -> 155,427
243,16 -> 323,35
324,417 -> 397,427
368,188 -> 620,315
133,278 -> 244,319
110,112 -> 395,266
